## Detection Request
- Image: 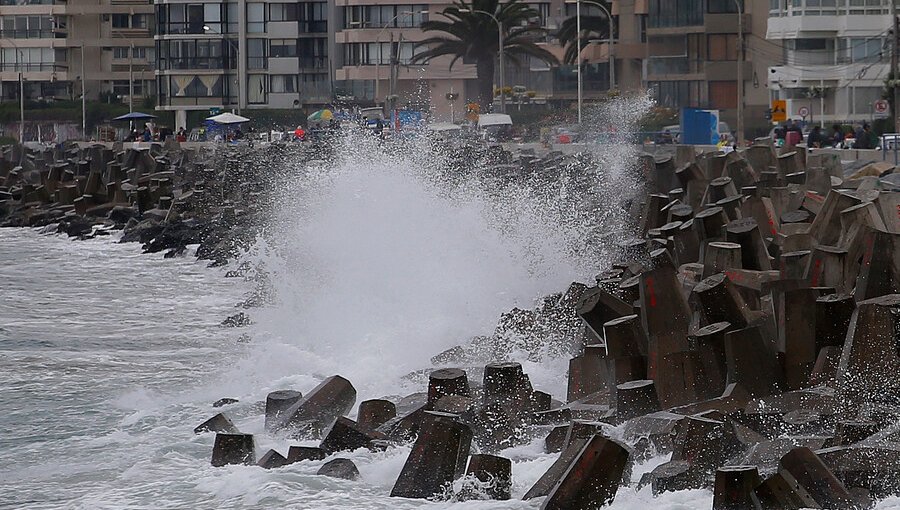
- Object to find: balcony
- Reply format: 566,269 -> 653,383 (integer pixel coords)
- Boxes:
158,57 -> 237,71
111,28 -> 152,39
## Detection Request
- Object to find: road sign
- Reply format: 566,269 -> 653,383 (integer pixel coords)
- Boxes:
875,99 -> 889,118
771,100 -> 787,123
798,106 -> 810,119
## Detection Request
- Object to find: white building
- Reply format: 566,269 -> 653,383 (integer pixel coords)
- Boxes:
767,0 -> 894,124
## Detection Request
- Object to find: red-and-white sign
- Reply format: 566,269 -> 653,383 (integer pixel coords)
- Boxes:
875,99 -> 889,114
798,106 -> 810,118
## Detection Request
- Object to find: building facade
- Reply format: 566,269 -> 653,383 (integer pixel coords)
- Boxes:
0,0 -> 155,107
767,0 -> 893,124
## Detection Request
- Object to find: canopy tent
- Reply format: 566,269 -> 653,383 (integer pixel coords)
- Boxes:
206,112 -> 251,124
112,112 -> 157,121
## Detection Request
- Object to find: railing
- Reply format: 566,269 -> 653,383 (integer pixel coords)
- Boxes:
0,29 -> 55,39
647,57 -> 704,75
0,62 -> 68,71
299,56 -> 328,69
160,57 -> 237,70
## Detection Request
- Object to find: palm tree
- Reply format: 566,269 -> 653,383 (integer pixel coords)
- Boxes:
557,4 -> 611,65
412,0 -> 558,110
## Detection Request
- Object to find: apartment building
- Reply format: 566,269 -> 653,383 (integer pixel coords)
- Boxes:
0,0 -> 155,107
767,0 -> 893,124
154,0 -> 332,128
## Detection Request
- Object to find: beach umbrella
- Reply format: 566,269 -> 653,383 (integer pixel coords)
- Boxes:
307,109 -> 334,122
112,112 -> 157,121
206,112 -> 251,124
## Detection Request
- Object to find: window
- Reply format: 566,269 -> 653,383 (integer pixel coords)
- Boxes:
270,39 -> 298,58
300,2 -> 327,32
708,34 -> 738,61
648,0 -> 703,28
708,0 -> 743,13
852,86 -> 883,115
112,80 -> 143,95
848,37 -> 884,63
203,4 -> 222,33
528,3 -> 550,27
112,14 -> 130,28
343,42 -> 415,66
299,37 -> 327,68
270,3 -> 298,21
112,47 -> 129,59
1,46 -> 61,71
709,81 -> 737,109
300,73 -> 330,98
649,80 -> 707,108
248,74 -> 267,103
0,15 -> 54,38
226,3 -> 238,33
271,75 -> 298,93
247,38 -> 267,69
131,15 -> 147,29
247,3 -> 266,33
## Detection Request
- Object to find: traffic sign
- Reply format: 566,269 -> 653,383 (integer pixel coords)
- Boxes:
875,99 -> 889,118
771,100 -> 787,123
798,106 -> 810,119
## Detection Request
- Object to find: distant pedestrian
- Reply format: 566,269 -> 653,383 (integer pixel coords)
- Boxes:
806,126 -> 824,148
854,124 -> 870,149
830,124 -> 844,148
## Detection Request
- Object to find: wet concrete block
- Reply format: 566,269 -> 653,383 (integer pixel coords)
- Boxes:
567,346 -> 614,402
693,273 -> 753,329
831,420 -> 880,446
194,413 -> 239,434
780,250 -> 810,280
694,206 -> 730,242
838,201 -> 886,250
433,395 -> 475,414
376,403 -> 428,442
211,433 -> 255,467
257,449 -> 289,469
807,190 -> 860,246
809,346 -> 841,387
320,416 -> 387,454
483,362 -> 533,408
814,294 -> 854,351
705,176 -> 739,205
836,295 -> 900,417
540,435 -> 629,510
713,465 -> 761,510
524,437 -> 590,500
357,399 -> 396,431
703,241 -> 743,278
646,460 -> 705,494
855,229 -> 900,301
616,380 -> 660,421
622,411 -> 685,457
656,350 -> 706,409
427,368 -> 471,405
465,454 -> 512,500
671,415 -> 739,475
276,375 -> 356,437
577,287 -> 634,339
602,314 -> 647,358
778,288 -> 829,390
391,411 -> 473,499
317,458 -> 360,480
726,218 -> 772,271
753,470 -> 820,509
725,326 -> 780,398
286,446 -> 326,463
690,322 -> 731,399
806,245 -> 851,293
265,389 -> 303,432
544,425 -> 570,453
779,447 -> 857,508
817,444 -> 900,498
673,220 -> 701,266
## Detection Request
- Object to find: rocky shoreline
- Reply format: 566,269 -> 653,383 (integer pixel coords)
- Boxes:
5,136 -> 900,507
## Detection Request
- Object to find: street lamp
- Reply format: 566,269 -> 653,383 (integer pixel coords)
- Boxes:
374,10 -> 429,107
204,25 -> 240,115
567,0 -> 615,125
7,39 -> 24,143
458,8 -> 505,114
733,0 -> 745,148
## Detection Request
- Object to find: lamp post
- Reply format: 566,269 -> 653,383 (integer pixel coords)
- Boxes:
81,42 -> 86,139
7,39 -> 24,142
129,42 -> 134,115
204,25 -> 240,115
374,10 -> 428,107
734,0 -> 745,148
458,8 -> 504,113
569,0 -> 614,124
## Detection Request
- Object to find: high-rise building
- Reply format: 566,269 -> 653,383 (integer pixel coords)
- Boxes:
767,0 -> 892,124
154,0 -> 333,128
0,0 -> 156,110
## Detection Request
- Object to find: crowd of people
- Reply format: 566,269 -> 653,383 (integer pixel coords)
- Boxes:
775,119 -> 879,149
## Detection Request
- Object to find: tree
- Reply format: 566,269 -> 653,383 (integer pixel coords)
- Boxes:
412,0 -> 558,110
557,8 -> 611,66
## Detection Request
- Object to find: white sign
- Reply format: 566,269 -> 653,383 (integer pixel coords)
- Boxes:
798,106 -> 810,119
875,99 -> 890,118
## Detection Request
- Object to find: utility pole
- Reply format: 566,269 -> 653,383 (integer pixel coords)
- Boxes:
893,0 -> 899,133
81,42 -> 86,139
735,0 -> 745,148
129,43 -> 134,115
